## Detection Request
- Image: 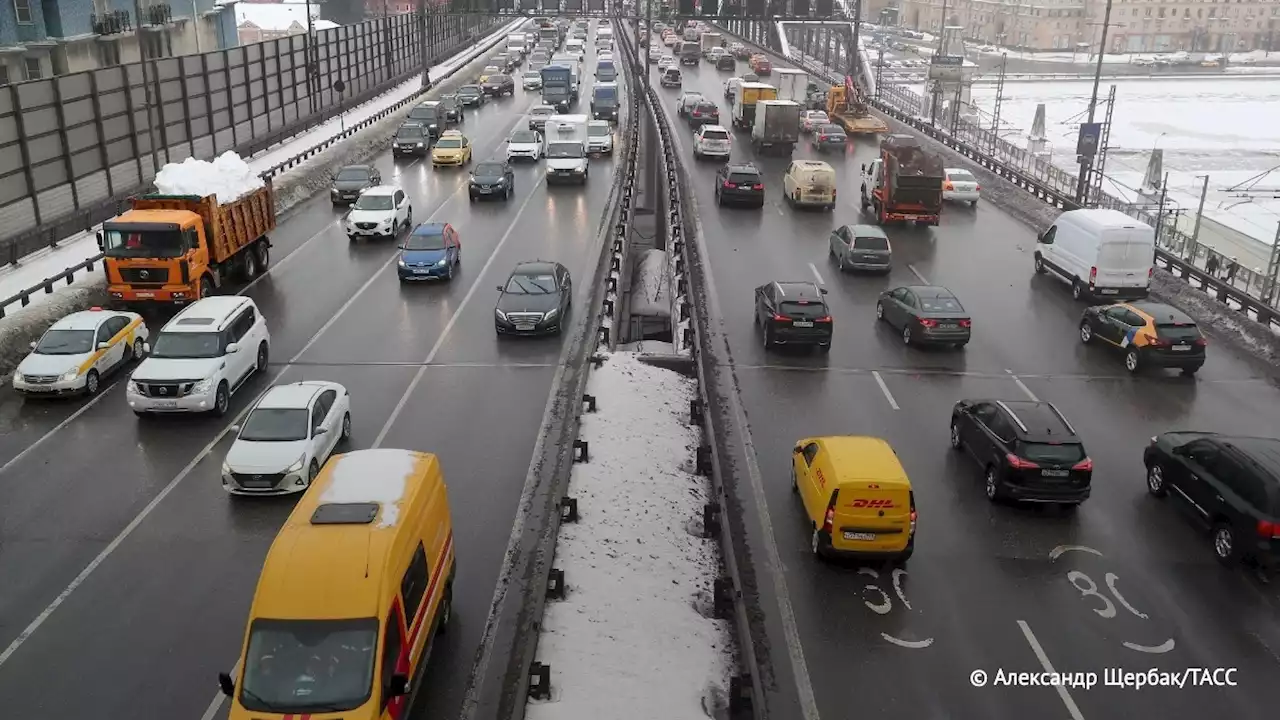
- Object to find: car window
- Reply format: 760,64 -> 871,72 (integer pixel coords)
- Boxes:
802,442 -> 819,466
108,316 -> 130,336
948,170 -> 977,182
701,128 -> 729,141
727,171 -> 758,184
1155,322 -> 1201,342
852,234 -> 888,250
231,308 -> 255,342
95,323 -> 113,345
394,191 -> 405,205
1103,306 -> 1128,321
900,291 -> 918,309
1119,309 -> 1144,326
1019,442 -> 1086,465
919,295 -> 962,313
1182,439 -> 1220,466
1040,226 -> 1057,244
310,403 -> 325,433
971,403 -> 998,426
987,413 -> 1015,443
1215,458 -> 1270,511
779,301 -> 826,319
317,389 -> 336,417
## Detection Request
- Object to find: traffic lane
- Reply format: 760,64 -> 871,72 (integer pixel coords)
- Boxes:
0,363 -> 420,720
387,366 -> 560,720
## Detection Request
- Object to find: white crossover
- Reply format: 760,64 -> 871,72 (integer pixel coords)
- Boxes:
345,185 -> 413,240
221,381 -> 352,495
522,70 -> 543,90
507,129 -> 544,161
14,307 -> 148,397
586,120 -> 614,154
692,124 -> 732,160
128,296 -> 271,417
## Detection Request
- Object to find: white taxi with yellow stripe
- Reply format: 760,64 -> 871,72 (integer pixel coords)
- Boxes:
14,307 -> 148,396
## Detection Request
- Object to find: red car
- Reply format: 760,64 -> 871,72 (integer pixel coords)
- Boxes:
750,55 -> 772,75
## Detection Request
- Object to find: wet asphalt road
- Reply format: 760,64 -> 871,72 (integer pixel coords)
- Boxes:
656,48 -> 1280,720
0,47 -> 623,720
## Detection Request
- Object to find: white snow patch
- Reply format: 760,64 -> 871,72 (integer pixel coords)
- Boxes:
525,352 -> 734,719
319,449 -> 416,528
631,248 -> 671,318
154,151 -> 265,202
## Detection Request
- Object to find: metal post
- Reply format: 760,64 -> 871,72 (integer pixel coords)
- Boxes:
1188,174 -> 1209,255
304,0 -> 314,113
190,0 -> 202,53
1075,0 -> 1114,204
133,0 -> 161,179
644,0 -> 652,96
1153,171 -> 1169,247
418,0 -> 430,89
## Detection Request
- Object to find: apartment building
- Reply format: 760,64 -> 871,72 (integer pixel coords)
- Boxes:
895,0 -> 1279,52
0,0 -> 239,82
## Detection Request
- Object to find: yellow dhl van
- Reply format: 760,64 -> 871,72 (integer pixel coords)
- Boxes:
791,435 -> 916,561
218,449 -> 456,720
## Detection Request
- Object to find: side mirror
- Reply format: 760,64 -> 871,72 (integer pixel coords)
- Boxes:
29,340 -> 37,350
230,425 -> 241,433
819,288 -> 828,295
96,231 -> 104,251
314,426 -> 329,436
98,342 -> 111,350
861,164 -> 866,173
142,342 -> 151,354
387,673 -> 410,698
496,285 -> 504,292
793,444 -> 803,454
225,342 -> 240,354
217,672 -> 235,698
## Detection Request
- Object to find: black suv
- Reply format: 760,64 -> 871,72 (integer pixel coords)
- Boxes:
949,399 -> 1092,506
469,160 -> 515,201
482,74 -> 515,97
1145,432 -> 1280,565
753,281 -> 832,351
715,163 -> 765,208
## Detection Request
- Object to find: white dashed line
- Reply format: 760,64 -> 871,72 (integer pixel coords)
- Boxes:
1005,369 -> 1040,401
907,263 -> 929,284
871,370 -> 899,410
808,262 -> 825,286
1017,620 -> 1087,720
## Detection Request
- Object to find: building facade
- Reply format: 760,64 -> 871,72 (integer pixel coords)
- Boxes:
895,0 -> 1279,52
0,0 -> 239,82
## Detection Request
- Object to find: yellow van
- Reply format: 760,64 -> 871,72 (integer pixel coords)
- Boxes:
791,436 -> 916,561
218,449 -> 456,720
783,160 -> 837,211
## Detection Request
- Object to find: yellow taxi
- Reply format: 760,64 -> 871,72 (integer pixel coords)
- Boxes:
13,307 -> 148,397
431,130 -> 472,168
218,448 -> 456,719
478,64 -> 502,83
791,435 -> 916,562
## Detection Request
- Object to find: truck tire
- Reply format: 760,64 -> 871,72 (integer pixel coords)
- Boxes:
200,275 -> 215,300
255,241 -> 270,273
242,246 -> 260,280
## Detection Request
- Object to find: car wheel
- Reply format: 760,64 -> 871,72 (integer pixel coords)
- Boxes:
1071,280 -> 1084,300
131,337 -> 145,360
810,527 -> 825,559
902,325 -> 913,345
200,275 -> 215,300
949,420 -> 962,450
85,369 -> 100,396
341,412 -> 352,442
1033,253 -> 1047,274
469,193 -> 476,203
437,582 -> 453,635
256,343 -> 269,373
1213,522 -> 1239,565
243,245 -> 259,280
212,382 -> 230,417
309,459 -> 321,483
256,241 -> 270,272
875,302 -> 885,321
1146,463 -> 1168,497
1124,348 -> 1140,373
1079,321 -> 1093,344
984,466 -> 1001,502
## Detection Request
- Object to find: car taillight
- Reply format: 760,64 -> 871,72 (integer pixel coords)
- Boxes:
772,313 -> 791,322
918,318 -> 938,327
818,134 -> 827,141
1006,453 -> 1040,470
1193,337 -> 1207,346
958,318 -> 972,328
1072,458 -> 1093,472
943,181 -> 954,190
1257,520 -> 1280,539
822,505 -> 835,534
1148,266 -> 1154,278
1089,266 -> 1097,284
975,185 -> 981,191
753,183 -> 764,190
815,315 -> 832,323
723,181 -> 735,188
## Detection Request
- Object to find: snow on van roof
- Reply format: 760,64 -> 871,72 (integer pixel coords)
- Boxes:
320,449 -> 417,528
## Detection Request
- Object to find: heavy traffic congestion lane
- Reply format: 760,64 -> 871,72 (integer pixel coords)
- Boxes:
0,55 -> 626,720
660,49 -> 1280,719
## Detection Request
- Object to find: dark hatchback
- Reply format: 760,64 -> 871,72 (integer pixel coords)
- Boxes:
811,123 -> 848,152
1144,431 -> 1280,565
950,399 -> 1092,505
715,163 -> 765,208
329,165 -> 380,204
469,161 -> 515,201
716,54 -> 736,71
392,123 -> 431,156
495,261 -> 573,336
876,285 -> 971,348
687,100 -> 720,126
482,74 -> 515,96
405,102 -> 443,138
754,281 -> 832,351
458,85 -> 486,106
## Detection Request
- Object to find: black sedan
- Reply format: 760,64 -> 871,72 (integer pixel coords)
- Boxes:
495,261 -> 573,336
811,123 -> 848,153
330,164 -> 381,205
875,285 -> 971,348
715,163 -> 765,208
687,100 -> 720,126
458,85 -> 486,106
482,74 -> 516,97
754,280 -> 832,351
716,54 -> 736,71
469,161 -> 515,201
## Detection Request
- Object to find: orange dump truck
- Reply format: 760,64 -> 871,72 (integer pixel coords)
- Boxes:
98,181 -> 275,305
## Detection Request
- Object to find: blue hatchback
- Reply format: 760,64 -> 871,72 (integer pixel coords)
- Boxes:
397,222 -> 461,281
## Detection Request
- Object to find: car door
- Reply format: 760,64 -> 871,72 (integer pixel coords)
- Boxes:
92,320 -> 118,373
105,316 -> 131,369
794,441 -> 823,520
961,402 -> 999,459
1209,454 -> 1267,534
557,264 -> 572,310
230,309 -> 256,382
1168,439 -> 1220,520
462,137 -> 472,160
505,163 -> 514,186
315,389 -> 341,459
888,288 -> 915,327
1092,305 -> 1130,345
394,190 -> 408,225
830,226 -> 849,260
307,397 -> 329,466
756,284 -> 776,321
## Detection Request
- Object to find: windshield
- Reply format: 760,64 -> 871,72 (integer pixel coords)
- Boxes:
532,108 -> 553,116
505,273 -> 557,294
853,234 -> 889,250
474,163 -> 505,176
780,301 -> 826,319
102,228 -> 190,258
702,129 -> 730,141
239,617 -> 378,714
408,107 -> 437,122
510,131 -> 538,144
353,194 -> 394,211
405,232 -> 446,251
35,329 -> 95,355
1018,442 -> 1086,465
547,144 -> 584,158
523,72 -> 540,80
396,126 -> 423,139
588,126 -> 610,137
460,86 -> 480,95
240,407 -> 310,442
149,331 -> 222,359
484,66 -> 500,74
336,168 -> 370,181
435,138 -> 462,149
594,88 -> 617,101
919,296 -> 963,313
819,125 -> 844,135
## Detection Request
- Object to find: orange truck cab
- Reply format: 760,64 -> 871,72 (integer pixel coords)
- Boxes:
98,182 -> 275,306
218,449 -> 456,720
792,435 -> 917,562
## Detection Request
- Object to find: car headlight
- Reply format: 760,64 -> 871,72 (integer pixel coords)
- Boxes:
60,370 -> 79,381
330,188 -> 339,195
397,258 -> 407,267
191,378 -> 214,394
435,257 -> 448,267
221,461 -> 232,476
495,308 -> 507,320
543,307 -> 558,321
286,457 -> 305,474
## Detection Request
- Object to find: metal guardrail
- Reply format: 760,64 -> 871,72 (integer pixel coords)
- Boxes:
628,24 -> 764,719
749,31 -> 1280,330
0,24 -> 513,321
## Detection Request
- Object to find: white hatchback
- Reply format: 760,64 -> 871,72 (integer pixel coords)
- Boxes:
221,381 -> 352,495
345,185 -> 413,239
507,129 -> 544,161
693,124 -> 732,160
14,307 -> 148,397
943,168 -> 980,204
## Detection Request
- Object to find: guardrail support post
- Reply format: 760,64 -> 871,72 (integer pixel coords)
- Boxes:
546,568 -> 566,600
696,445 -> 712,476
573,439 -> 590,463
702,502 -> 722,538
728,674 -> 754,715
713,576 -> 734,619
528,662 -> 552,699
690,399 -> 703,425
560,497 -> 579,523
582,394 -> 597,413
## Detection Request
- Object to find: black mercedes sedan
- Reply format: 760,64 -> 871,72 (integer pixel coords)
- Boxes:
495,261 -> 573,336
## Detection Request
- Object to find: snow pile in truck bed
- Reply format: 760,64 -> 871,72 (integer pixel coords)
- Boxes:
153,151 -> 265,202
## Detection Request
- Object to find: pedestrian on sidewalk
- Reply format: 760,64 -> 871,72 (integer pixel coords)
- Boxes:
1205,253 -> 1219,277
1226,257 -> 1239,283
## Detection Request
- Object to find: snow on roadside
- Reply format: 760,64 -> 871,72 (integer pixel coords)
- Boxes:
525,352 -> 735,719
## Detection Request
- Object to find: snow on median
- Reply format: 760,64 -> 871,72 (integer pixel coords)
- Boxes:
525,351 -> 736,719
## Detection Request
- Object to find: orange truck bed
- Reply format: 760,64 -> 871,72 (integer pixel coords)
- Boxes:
130,184 -> 276,264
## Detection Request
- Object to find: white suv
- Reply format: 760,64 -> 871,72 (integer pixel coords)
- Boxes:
128,296 -> 271,417
693,124 -> 732,160
345,185 -> 413,240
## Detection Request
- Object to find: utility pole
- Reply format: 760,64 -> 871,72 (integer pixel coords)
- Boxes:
304,0 -> 315,113
133,0 -> 161,178
644,0 -> 652,96
1075,0 -> 1115,204
1189,174 -> 1209,259
1153,171 -> 1170,247
418,0 -> 430,89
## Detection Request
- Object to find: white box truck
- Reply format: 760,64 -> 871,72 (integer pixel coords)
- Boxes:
752,100 -> 803,154
1033,208 -> 1156,301
774,68 -> 809,103
700,31 -> 722,56
544,114 -> 590,185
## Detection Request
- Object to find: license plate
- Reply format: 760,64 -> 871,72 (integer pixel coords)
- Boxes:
478,188 -> 492,193
413,269 -> 431,275
25,385 -> 54,392
153,400 -> 178,408
844,531 -> 876,541
1042,469 -> 1069,477
793,320 -> 814,328
1172,344 -> 1191,351
515,323 -> 535,331
136,292 -> 154,298
1100,289 -> 1119,295
938,323 -> 957,329
902,215 -> 919,221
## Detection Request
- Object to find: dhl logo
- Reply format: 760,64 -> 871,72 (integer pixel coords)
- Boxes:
848,498 -> 895,509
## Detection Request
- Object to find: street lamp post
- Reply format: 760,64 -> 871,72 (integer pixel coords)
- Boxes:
132,0 -> 161,178
1074,0 -> 1115,205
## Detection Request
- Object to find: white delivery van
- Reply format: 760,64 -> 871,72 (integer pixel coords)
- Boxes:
507,33 -> 527,58
544,114 -> 589,184
1033,208 -> 1155,301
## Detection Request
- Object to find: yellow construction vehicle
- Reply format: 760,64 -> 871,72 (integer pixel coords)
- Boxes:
826,83 -> 889,135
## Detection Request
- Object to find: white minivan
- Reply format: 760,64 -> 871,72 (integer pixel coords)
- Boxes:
1033,208 -> 1155,301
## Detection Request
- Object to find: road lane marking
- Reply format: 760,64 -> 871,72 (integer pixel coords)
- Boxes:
372,174 -> 547,449
808,262 -> 825,286
1005,369 -> 1040,401
1124,639 -> 1175,654
282,361 -> 557,368
871,370 -> 899,410
1049,544 -> 1104,561
907,263 -> 929,284
1016,620 -> 1087,720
